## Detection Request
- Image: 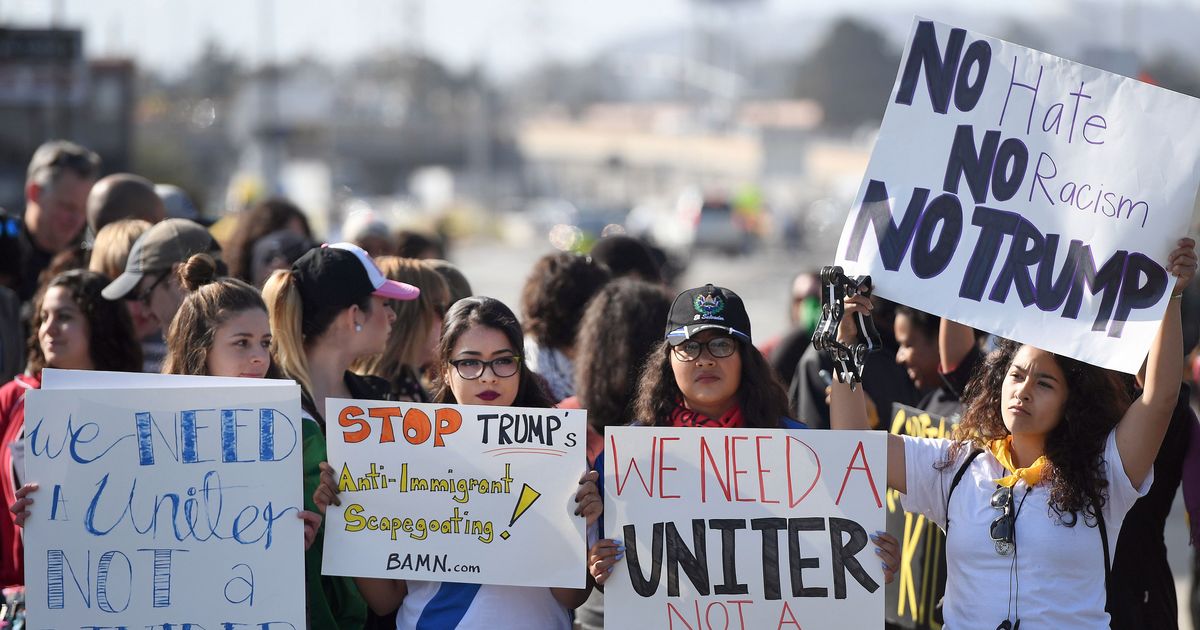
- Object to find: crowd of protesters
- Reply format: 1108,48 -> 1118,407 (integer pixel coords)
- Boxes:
2,138 -> 1200,629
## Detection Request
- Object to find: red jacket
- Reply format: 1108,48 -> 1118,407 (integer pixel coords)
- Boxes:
1,373 -> 39,587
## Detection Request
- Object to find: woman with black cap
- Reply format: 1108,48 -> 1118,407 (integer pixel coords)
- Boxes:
587,284 -> 900,585
262,242 -> 419,630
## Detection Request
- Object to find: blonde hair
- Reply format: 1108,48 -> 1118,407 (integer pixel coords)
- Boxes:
352,257 -> 449,383
263,269 -> 314,396
88,219 -> 152,279
163,254 -> 273,377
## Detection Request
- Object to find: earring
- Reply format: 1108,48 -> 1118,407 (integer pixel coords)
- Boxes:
355,323 -> 363,333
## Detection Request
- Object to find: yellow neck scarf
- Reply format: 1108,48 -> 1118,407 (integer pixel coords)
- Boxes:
988,436 -> 1049,488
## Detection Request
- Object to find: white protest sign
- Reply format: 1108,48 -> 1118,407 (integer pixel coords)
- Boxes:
836,17 -> 1200,373
40,368 -> 286,389
603,427 -> 887,629
321,398 -> 588,588
22,379 -> 305,630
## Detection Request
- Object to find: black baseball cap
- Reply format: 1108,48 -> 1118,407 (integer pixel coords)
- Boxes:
291,243 -> 418,323
665,284 -> 752,345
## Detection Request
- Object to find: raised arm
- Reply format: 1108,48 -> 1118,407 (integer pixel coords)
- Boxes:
827,294 -> 908,493
1116,237 -> 1195,487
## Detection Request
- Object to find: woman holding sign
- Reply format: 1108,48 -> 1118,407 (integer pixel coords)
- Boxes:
830,237 -> 1196,628
2,270 -> 142,588
587,284 -> 901,584
264,242 -> 420,630
314,296 -> 603,630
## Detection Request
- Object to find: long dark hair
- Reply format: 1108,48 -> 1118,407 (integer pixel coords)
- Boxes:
575,279 -> 670,429
632,336 -> 791,428
27,270 -> 142,374
949,339 -> 1130,524
433,296 -> 556,409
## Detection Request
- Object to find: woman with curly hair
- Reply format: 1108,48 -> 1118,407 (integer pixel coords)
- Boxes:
519,252 -> 611,401
830,237 -> 1197,628
561,278 -> 670,466
2,270 -> 141,588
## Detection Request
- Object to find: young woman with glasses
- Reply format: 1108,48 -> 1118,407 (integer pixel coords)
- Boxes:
830,237 -> 1196,628
313,296 -> 602,629
587,284 -> 901,587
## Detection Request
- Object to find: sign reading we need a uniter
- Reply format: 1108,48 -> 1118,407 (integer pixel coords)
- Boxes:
836,17 -> 1200,374
603,427 -> 887,629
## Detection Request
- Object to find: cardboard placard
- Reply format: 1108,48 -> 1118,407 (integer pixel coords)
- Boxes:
836,17 -> 1200,373
603,427 -> 887,629
321,398 -> 589,588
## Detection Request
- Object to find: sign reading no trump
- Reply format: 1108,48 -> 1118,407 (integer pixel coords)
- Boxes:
836,18 -> 1200,373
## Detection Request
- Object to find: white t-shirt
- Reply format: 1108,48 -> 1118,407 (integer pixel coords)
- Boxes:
396,581 -> 572,630
901,430 -> 1151,629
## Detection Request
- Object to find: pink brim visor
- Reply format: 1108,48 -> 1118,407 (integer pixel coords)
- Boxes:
373,279 -> 421,301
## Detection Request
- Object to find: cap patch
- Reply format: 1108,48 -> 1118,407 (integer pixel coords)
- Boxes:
693,293 -> 725,321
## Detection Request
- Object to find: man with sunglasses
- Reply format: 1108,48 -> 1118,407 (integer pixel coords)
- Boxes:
0,140 -> 102,303
101,219 -> 223,370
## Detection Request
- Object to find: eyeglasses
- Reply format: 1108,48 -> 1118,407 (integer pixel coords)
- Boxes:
128,270 -> 171,306
671,336 -> 738,362
449,356 -> 521,380
990,485 -> 1015,556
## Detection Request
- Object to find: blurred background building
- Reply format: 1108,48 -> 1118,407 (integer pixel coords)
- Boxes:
2,0 -> 1199,258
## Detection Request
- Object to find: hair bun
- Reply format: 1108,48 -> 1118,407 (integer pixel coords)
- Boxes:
179,253 -> 219,291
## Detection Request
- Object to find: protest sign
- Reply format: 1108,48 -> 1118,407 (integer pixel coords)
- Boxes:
884,404 -> 957,629
836,17 -> 1200,373
321,398 -> 589,588
603,427 -> 886,629
22,378 -> 305,630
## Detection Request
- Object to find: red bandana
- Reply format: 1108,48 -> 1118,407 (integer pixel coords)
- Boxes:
669,402 -> 745,428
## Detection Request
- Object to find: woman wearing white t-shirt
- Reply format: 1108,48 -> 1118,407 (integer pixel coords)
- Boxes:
830,237 -> 1196,629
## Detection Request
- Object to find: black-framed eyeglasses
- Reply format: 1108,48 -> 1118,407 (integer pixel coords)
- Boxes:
449,356 -> 521,380
990,485 -> 1015,556
671,336 -> 738,362
128,269 -> 171,306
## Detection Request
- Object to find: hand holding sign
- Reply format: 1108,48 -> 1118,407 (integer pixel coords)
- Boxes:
1168,238 -> 1197,295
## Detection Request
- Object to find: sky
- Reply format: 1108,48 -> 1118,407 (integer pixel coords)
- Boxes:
1,0 -> 1197,79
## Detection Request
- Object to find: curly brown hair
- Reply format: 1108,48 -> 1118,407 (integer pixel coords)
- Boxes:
27,270 -> 142,374
520,252 -> 611,351
632,338 -> 792,428
575,279 -> 671,429
948,339 -> 1131,524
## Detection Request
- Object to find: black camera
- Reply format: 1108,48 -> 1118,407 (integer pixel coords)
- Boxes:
811,265 -> 882,388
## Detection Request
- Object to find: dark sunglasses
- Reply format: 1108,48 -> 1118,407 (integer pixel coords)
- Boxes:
990,485 -> 1015,556
671,336 -> 738,362
127,269 -> 171,306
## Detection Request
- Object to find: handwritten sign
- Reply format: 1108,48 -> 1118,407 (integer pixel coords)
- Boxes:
321,398 -> 588,588
22,379 -> 305,630
603,427 -> 886,629
884,404 -> 957,629
836,17 -> 1200,373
